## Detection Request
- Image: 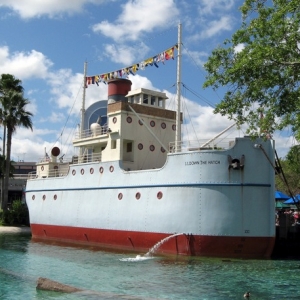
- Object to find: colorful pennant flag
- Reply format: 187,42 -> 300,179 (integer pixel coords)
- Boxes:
85,44 -> 178,86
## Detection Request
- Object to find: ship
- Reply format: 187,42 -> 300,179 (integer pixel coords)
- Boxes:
25,26 -> 276,259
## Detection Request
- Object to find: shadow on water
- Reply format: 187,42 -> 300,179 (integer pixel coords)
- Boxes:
0,233 -> 30,253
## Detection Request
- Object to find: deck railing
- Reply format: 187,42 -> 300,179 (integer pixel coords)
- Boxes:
169,138 -> 235,153
27,138 -> 237,179
74,124 -> 109,140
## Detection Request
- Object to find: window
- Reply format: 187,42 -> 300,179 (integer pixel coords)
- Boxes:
127,142 -> 132,152
158,97 -> 164,107
143,94 -> 148,104
151,96 -> 156,105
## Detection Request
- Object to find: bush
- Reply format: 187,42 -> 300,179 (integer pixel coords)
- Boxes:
2,200 -> 29,226
0,210 -> 4,226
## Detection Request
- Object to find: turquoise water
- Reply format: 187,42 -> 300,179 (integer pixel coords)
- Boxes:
0,232 -> 299,299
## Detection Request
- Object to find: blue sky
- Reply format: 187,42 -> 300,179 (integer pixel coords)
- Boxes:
0,0 -> 295,162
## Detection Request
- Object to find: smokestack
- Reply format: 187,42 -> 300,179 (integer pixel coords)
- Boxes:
107,78 -> 132,104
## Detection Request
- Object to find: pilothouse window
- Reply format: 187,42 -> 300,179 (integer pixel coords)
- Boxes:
143,94 -> 148,104
158,97 -> 164,108
151,96 -> 156,106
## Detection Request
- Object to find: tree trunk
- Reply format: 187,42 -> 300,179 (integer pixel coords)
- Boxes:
2,127 -> 11,211
1,125 -> 6,209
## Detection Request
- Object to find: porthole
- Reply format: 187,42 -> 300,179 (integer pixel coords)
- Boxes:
172,124 -> 176,131
72,169 -> 76,176
90,168 -> 94,174
138,143 -> 143,150
136,192 -> 141,200
32,195 -> 35,200
110,166 -> 114,172
161,147 -> 166,153
41,166 -> 44,171
150,120 -> 155,127
138,119 -> 144,126
81,169 -> 84,175
54,194 -> 57,200
149,145 -> 155,152
118,193 -> 123,200
157,192 -> 163,199
161,122 -> 166,129
113,117 -> 117,124
99,166 -> 104,173
42,195 -> 46,201
127,116 -> 132,123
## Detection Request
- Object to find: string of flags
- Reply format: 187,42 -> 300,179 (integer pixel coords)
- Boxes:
85,44 -> 178,86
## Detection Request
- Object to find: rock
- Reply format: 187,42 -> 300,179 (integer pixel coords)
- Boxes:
36,277 -> 83,293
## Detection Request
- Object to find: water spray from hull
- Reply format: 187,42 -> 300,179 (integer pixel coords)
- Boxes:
119,233 -> 186,262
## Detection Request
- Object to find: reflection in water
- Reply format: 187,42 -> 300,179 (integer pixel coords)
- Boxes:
1,233 -> 300,300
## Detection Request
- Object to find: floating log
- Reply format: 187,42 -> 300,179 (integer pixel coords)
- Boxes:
36,277 -> 83,293
36,276 -> 156,299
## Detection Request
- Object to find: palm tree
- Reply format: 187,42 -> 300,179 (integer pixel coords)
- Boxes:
0,74 -> 23,156
0,82 -> 33,210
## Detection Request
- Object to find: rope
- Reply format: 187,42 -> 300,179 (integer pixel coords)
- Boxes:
258,143 -> 299,210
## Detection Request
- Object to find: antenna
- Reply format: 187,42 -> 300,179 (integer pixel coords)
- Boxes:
175,23 -> 182,152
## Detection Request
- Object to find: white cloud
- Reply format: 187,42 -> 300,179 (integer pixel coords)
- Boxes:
183,49 -> 208,67
129,74 -> 157,91
92,0 -> 179,42
188,15 -> 233,42
103,43 -> 150,65
39,112 -> 66,123
47,68 -> 108,116
12,126 -> 77,161
0,0 -> 107,19
234,43 -> 245,53
0,46 -> 53,79
201,16 -> 233,39
180,98 -> 236,140
199,0 -> 235,15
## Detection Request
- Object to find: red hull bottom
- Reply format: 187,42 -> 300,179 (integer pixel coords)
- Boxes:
30,224 -> 275,259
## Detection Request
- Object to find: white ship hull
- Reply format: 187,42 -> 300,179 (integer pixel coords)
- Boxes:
26,137 -> 276,258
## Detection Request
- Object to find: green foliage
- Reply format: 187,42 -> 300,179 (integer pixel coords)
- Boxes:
286,145 -> 300,174
0,74 -> 33,211
203,0 -> 300,139
0,155 -> 15,178
276,146 -> 300,195
0,200 -> 29,226
0,210 -> 4,226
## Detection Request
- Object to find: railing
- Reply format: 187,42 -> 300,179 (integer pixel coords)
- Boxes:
12,174 -> 29,179
27,152 -> 102,180
71,152 -> 102,164
27,169 -> 68,180
74,124 -> 109,140
169,138 -> 235,153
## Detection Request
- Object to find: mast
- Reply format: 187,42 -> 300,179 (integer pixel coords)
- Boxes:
175,23 -> 182,152
80,61 -> 87,155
